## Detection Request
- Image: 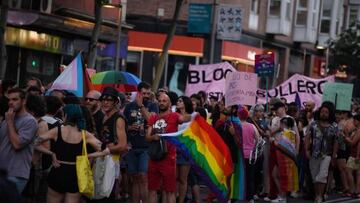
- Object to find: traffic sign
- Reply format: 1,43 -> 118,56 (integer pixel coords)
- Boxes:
255,53 -> 275,77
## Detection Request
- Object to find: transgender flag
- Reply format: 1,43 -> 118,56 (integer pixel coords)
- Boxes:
47,53 -> 93,97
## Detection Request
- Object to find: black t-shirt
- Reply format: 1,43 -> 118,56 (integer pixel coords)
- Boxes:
216,122 -> 239,164
123,101 -> 159,148
101,112 -> 125,145
93,110 -> 104,138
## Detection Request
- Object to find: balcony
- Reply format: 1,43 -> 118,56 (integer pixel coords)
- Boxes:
293,0 -> 320,43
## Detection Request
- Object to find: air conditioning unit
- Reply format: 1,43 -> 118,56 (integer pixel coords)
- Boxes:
40,0 -> 52,14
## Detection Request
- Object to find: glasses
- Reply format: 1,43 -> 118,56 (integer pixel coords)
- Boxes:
85,97 -> 98,102
177,100 -> 183,103
100,97 -> 115,102
125,93 -> 132,96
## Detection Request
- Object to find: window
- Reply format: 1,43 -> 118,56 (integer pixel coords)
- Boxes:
349,7 -> 359,24
285,1 -> 291,20
250,0 -> 259,14
269,0 -> 281,16
320,0 -> 332,33
296,0 -> 307,25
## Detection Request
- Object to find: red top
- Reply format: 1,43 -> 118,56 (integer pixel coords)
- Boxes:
148,112 -> 181,159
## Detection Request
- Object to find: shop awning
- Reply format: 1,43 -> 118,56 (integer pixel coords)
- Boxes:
128,31 -> 204,57
222,41 -> 263,65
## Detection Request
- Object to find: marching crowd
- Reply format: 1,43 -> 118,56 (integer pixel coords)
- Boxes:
0,77 -> 360,203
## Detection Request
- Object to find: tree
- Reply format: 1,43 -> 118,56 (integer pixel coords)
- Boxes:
0,0 -> 9,78
151,0 -> 184,91
88,0 -> 103,69
328,21 -> 360,77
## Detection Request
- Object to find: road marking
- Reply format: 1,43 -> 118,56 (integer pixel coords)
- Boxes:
323,197 -> 360,203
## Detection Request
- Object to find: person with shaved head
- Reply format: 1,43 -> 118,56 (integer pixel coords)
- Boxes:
84,90 -> 103,137
145,93 -> 190,203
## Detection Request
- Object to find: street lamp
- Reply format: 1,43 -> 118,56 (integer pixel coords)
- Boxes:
103,3 -> 122,71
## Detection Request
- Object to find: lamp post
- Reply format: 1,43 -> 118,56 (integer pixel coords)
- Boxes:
103,3 -> 122,71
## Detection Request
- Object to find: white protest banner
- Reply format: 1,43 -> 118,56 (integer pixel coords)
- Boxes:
256,74 -> 335,108
225,71 -> 257,107
185,62 -> 236,99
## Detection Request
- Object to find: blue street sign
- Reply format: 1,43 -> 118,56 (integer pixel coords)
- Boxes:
188,4 -> 212,34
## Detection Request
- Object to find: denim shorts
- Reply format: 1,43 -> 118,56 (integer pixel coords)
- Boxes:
7,176 -> 28,194
125,148 -> 149,174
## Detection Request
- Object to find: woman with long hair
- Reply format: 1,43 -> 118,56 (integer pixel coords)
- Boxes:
35,104 -> 109,203
176,96 -> 194,203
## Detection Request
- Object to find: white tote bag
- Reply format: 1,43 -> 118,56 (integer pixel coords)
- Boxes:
92,155 -> 116,199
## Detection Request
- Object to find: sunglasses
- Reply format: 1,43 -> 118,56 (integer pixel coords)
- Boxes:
85,97 -> 98,102
125,93 -> 132,96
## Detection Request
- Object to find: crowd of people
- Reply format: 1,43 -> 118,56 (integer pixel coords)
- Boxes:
0,77 -> 360,203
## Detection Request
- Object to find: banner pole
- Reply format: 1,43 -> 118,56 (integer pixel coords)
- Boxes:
266,76 -> 269,113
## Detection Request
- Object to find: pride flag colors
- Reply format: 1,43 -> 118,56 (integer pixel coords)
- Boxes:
161,114 -> 234,202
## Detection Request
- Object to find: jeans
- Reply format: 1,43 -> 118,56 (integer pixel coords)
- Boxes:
7,176 -> 28,194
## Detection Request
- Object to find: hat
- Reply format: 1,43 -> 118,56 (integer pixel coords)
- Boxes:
271,101 -> 286,111
100,87 -> 120,102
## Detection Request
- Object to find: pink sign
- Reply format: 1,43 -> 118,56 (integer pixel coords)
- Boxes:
225,71 -> 257,107
185,62 -> 235,99
257,74 -> 335,108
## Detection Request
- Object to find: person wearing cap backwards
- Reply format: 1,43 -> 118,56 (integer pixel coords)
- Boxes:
99,87 -> 128,201
269,101 -> 300,203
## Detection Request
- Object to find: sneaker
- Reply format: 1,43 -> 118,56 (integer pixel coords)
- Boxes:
264,197 -> 271,202
314,197 -> 323,203
270,197 -> 286,203
249,199 -> 255,203
253,194 -> 260,200
290,192 -> 298,198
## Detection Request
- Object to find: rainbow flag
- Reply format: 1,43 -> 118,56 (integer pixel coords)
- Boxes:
47,53 -> 93,97
161,114 -> 234,202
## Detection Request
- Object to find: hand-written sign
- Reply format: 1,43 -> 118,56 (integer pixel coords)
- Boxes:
225,71 -> 257,107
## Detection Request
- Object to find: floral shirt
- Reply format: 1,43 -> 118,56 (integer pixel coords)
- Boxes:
309,121 -> 338,159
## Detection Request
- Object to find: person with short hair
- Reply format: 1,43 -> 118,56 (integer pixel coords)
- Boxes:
0,88 -> 39,193
84,90 -> 103,137
124,82 -> 158,203
146,94 -> 190,203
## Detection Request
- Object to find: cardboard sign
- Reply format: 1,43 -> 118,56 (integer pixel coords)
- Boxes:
225,71 -> 257,107
322,82 -> 353,111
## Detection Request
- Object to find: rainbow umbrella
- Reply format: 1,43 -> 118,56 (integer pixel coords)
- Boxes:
91,70 -> 141,92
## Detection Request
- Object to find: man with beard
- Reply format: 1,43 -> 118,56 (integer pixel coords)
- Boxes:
123,82 -> 158,203
84,90 -> 103,137
0,88 -> 38,193
145,93 -> 190,203
305,102 -> 338,203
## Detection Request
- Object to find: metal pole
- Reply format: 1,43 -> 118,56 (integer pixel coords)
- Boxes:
266,76 -> 269,113
325,47 -> 329,75
115,5 -> 122,71
209,0 -> 218,64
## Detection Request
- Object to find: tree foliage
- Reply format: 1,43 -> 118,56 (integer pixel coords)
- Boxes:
328,21 -> 360,76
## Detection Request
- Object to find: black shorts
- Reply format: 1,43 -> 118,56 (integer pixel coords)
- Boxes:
47,164 -> 78,193
337,149 -> 350,160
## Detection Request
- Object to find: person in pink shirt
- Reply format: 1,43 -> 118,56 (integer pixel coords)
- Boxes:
238,107 -> 260,203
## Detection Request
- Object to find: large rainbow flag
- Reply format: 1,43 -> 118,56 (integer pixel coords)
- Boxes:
161,114 -> 234,202
47,53 -> 93,97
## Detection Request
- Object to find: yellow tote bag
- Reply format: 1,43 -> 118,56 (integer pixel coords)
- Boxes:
76,130 -> 94,198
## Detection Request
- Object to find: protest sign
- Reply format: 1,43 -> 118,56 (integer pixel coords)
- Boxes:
185,62 -> 235,99
257,74 -> 335,108
322,82 -> 353,111
225,71 -> 257,107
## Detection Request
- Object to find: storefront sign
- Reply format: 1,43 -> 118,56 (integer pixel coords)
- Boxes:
188,4 -> 212,34
5,27 -> 74,55
225,71 -> 257,107
255,53 -> 275,77
217,4 -> 242,41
